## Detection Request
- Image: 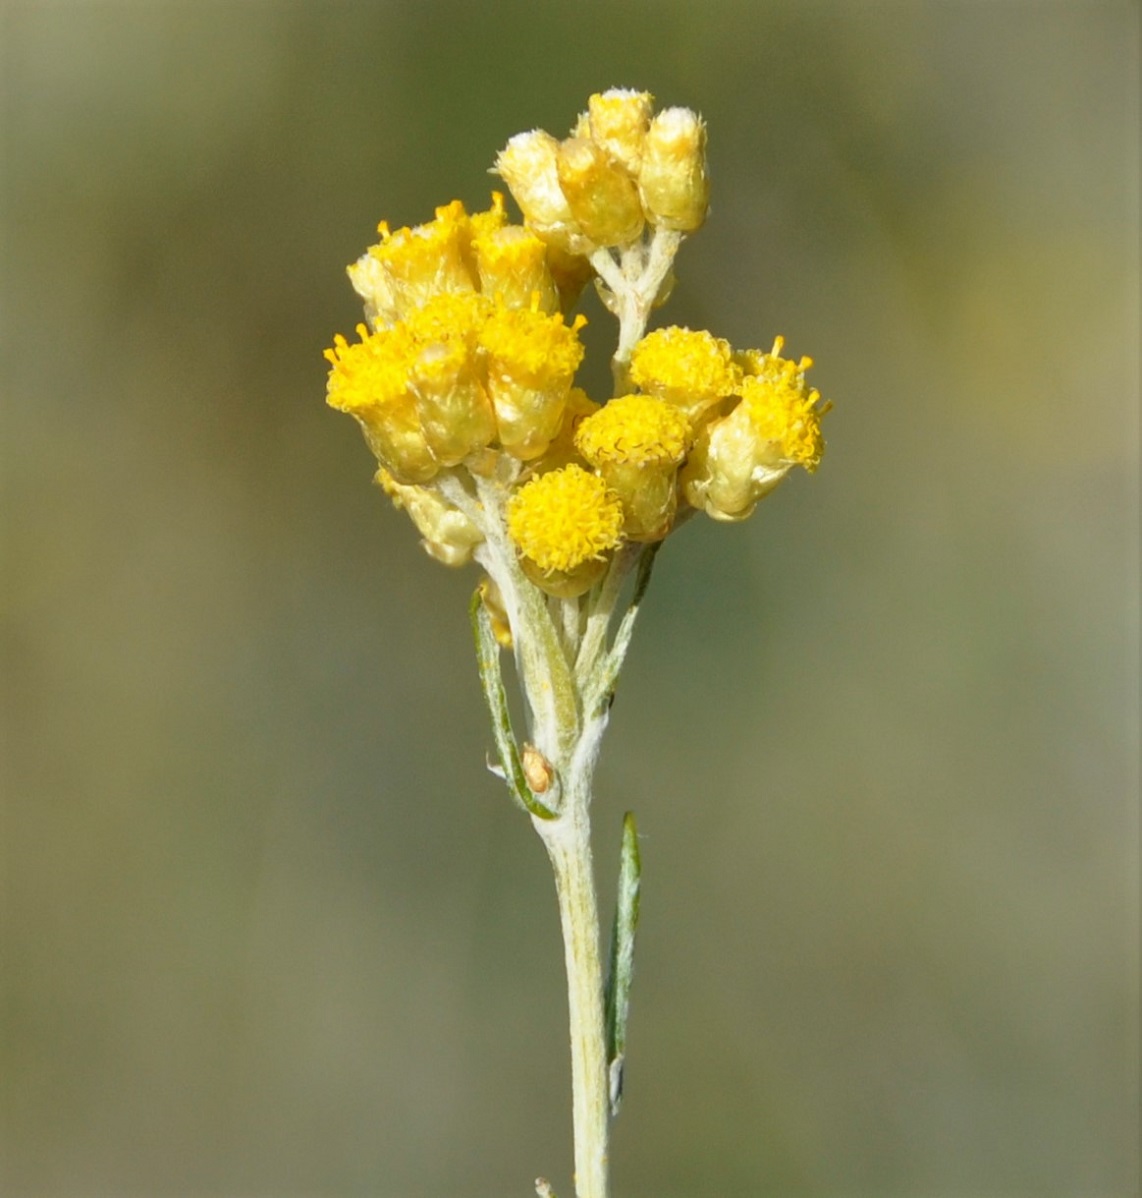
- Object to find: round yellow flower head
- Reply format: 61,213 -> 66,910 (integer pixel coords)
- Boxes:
574,393 -> 692,468
629,326 -> 741,419
507,464 -> 624,596
739,337 -> 826,470
324,323 -> 437,483
480,304 -> 587,459
575,395 -> 693,541
681,336 -> 828,521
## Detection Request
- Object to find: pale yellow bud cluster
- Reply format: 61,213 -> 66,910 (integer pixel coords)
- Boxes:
495,89 -> 709,256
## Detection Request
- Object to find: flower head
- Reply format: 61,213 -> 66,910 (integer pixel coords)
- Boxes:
507,465 -> 623,595
575,394 -> 694,541
629,326 -> 740,419
638,107 -> 709,232
480,304 -> 587,459
681,336 -> 828,520
324,323 -> 437,483
579,89 -> 654,175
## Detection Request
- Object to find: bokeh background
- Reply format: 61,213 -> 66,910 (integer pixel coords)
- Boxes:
2,3 -> 1138,1196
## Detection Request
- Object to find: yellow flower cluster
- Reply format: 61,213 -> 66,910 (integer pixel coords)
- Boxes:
325,196 -> 589,485
324,90 -> 829,596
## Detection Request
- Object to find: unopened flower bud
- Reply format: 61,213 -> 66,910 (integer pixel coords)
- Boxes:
574,394 -> 693,541
376,470 -> 484,566
638,107 -> 709,232
585,89 -> 654,174
494,130 -> 592,255
556,137 -> 644,248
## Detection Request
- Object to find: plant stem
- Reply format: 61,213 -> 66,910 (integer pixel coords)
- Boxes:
537,796 -> 609,1198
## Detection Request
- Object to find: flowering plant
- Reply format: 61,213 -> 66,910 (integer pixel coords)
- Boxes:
324,89 -> 828,1198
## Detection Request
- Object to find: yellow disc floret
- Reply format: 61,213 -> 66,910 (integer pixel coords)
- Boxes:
480,305 -> 587,459
324,323 -> 437,482
574,393 -> 692,467
574,394 -> 694,542
507,465 -> 623,574
365,200 -> 478,320
680,335 -> 828,521
629,326 -> 741,418
739,336 -> 827,470
472,224 -> 559,312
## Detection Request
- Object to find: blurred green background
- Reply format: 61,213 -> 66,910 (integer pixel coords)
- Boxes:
2,3 -> 1138,1196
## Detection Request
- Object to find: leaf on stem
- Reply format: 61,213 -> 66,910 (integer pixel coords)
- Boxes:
470,590 -> 558,820
589,541 -> 661,715
604,809 -> 641,1116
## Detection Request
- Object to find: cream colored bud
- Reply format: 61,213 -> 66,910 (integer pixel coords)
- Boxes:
347,252 -> 399,329
556,137 -> 644,247
376,471 -> 484,566
586,89 -> 653,174
494,130 -> 592,255
680,401 -> 788,522
638,107 -> 709,232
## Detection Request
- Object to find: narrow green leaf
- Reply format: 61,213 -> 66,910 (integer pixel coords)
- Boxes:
469,590 -> 558,820
604,810 -> 641,1115
589,542 -> 661,716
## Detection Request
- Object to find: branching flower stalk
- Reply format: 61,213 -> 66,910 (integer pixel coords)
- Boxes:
323,89 -> 830,1198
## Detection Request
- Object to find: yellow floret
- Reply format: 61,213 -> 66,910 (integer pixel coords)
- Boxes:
740,337 -> 828,470
629,326 -> 741,417
466,191 -> 508,244
479,305 -> 586,384
403,290 -> 491,344
323,323 -> 436,482
507,465 -> 623,574
367,200 -> 478,317
472,224 -> 559,312
574,394 -> 692,466
324,323 -> 412,414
